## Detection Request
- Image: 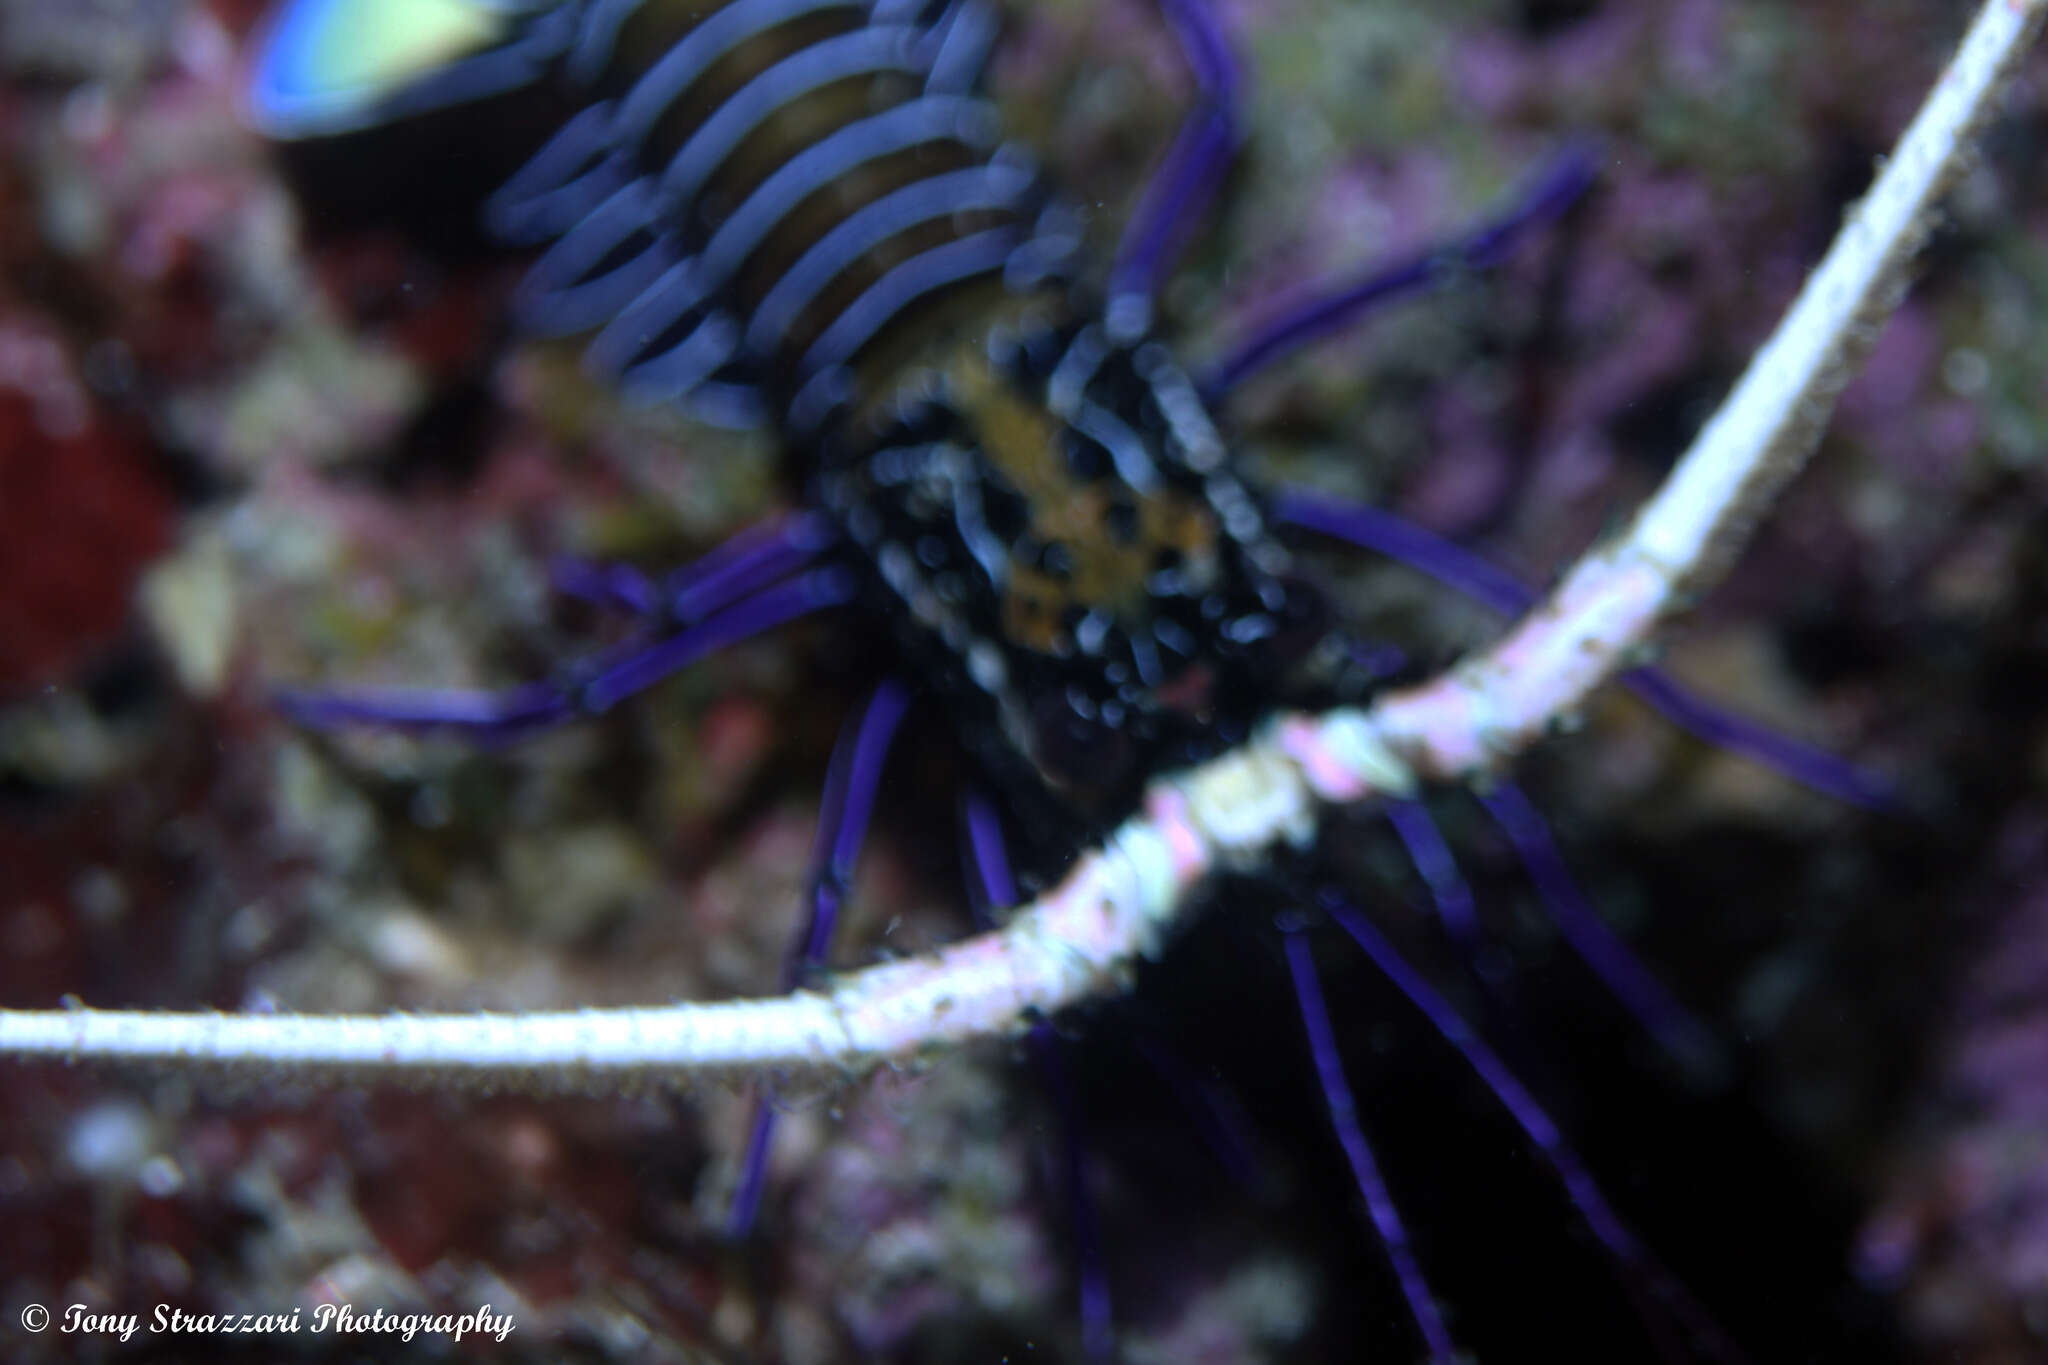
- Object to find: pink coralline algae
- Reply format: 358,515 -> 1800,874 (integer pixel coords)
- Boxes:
1864,821 -> 2048,1362
0,325 -> 170,693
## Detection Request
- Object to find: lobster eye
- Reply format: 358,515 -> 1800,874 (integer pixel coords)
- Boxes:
1031,688 -> 1136,794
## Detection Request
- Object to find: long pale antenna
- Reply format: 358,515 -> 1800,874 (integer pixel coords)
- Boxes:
3,0 -> 2041,1088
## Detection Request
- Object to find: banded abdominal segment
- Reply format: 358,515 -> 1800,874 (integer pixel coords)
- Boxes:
490,0 -> 1062,430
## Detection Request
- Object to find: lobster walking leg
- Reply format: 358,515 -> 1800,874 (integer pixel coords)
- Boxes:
1273,489 -> 1894,809
963,792 -> 1115,1361
1201,150 -> 1596,401
1322,892 -> 1747,1365
550,510 -> 839,624
274,567 -> 854,739
729,678 -> 913,1236
276,568 -> 851,740
1385,785 -> 1721,1070
1280,918 -> 1457,1362
1109,0 -> 1244,331
1384,799 -> 1483,954
1479,781 -> 1723,1073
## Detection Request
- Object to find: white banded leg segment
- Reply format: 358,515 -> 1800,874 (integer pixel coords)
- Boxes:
695,98 -> 1006,287
588,95 -> 1006,397
485,102 -> 624,243
653,26 -> 931,214
612,0 -> 871,148
923,0 -> 999,93
584,257 -> 710,378
744,161 -> 1035,359
515,179 -> 682,336
797,226 -> 1025,375
617,313 -> 744,409
565,0 -> 643,84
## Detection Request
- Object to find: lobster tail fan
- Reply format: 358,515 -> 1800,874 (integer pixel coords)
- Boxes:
246,0 -> 577,140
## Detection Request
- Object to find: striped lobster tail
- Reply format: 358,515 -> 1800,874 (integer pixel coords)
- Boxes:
485,0 -> 1081,433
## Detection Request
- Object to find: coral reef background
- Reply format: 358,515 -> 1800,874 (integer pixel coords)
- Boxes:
2,0 -> 2046,1360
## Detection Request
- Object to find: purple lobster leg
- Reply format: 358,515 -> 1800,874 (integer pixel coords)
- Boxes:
1272,489 -> 1894,809
1107,0 -> 1243,335
728,678 -> 913,1238
1479,781 -> 1724,1075
1617,666 -> 1894,810
664,510 -> 839,623
547,556 -> 661,618
1201,148 -> 1597,402
549,510 -> 840,623
1280,920 -> 1456,1363
1123,1017 -> 1264,1194
1322,893 -> 1749,1365
1384,800 -> 1484,953
274,567 -> 856,741
1276,490 -> 1795,1064
963,793 -> 1115,1363
1388,784 -> 1720,1071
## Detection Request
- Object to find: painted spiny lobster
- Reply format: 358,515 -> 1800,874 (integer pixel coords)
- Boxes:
0,0 -> 2029,1358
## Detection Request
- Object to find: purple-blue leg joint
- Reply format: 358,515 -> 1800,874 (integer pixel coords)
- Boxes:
963,792 -> 1115,1363
1480,781 -> 1723,1075
729,678 -> 913,1239
795,678 -> 913,982
586,569 -> 853,712
962,790 -> 1015,929
665,511 -> 840,625
1280,920 -> 1456,1362
1346,637 -> 1410,684
1029,1026 -> 1112,1364
979,783 -> 1267,1192
969,789 -> 1264,1185
1619,667 -> 1894,810
1279,491 -> 1532,616
1321,892 -> 1747,1364
1384,800 -> 1483,952
1202,147 -> 1597,401
1273,489 -> 1895,809
273,567 -> 855,741
1109,0 -> 1243,323
548,556 -> 661,617
1125,1020 -> 1264,1196
549,511 -> 839,625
